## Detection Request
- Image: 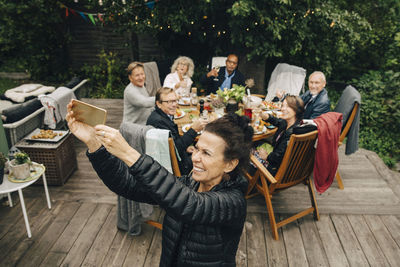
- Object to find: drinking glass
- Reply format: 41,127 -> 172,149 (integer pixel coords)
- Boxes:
213,66 -> 220,81
190,93 -> 198,110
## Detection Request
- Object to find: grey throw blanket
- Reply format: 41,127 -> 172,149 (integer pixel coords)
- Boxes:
334,85 -> 361,155
143,62 -> 161,96
118,122 -> 154,235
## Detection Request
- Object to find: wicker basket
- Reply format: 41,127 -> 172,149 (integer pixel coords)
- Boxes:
15,133 -> 77,185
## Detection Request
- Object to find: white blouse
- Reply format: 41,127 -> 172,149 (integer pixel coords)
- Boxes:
163,72 -> 193,97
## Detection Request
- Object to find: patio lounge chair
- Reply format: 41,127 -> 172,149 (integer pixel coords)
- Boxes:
333,85 -> 361,189
265,63 -> 306,101
2,79 -> 88,148
244,130 -> 320,240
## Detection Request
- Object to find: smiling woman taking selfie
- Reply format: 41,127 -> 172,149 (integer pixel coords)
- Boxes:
66,102 -> 253,267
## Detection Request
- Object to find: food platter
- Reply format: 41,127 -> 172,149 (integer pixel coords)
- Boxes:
178,97 -> 191,106
261,101 -> 280,111
182,124 -> 202,134
25,128 -> 69,143
182,124 -> 191,133
253,125 -> 267,135
174,109 -> 185,119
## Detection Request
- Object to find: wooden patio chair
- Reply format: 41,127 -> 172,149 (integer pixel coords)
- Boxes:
335,102 -> 359,190
244,130 -> 319,240
145,137 -> 181,230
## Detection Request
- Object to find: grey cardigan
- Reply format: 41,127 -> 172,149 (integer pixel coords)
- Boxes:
122,83 -> 155,125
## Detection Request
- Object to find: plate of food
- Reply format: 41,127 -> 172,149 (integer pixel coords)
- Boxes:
174,108 -> 185,119
252,125 -> 267,135
178,97 -> 191,106
25,128 -> 69,142
261,101 -> 280,111
182,124 -> 192,133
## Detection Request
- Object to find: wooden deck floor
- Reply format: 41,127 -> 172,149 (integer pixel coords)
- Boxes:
1,98 -> 400,267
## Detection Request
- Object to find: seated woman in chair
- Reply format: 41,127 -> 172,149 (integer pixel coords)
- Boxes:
163,56 -> 194,97
253,95 -> 305,175
66,106 -> 253,267
123,62 -> 155,125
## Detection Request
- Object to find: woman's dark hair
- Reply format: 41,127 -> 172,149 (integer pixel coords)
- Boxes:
285,95 -> 305,120
204,113 -> 254,178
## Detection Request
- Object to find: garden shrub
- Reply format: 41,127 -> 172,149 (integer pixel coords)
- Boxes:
79,50 -> 127,99
350,70 -> 400,167
0,0 -> 69,81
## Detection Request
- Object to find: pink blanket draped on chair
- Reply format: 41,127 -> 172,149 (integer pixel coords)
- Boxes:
313,112 -> 343,193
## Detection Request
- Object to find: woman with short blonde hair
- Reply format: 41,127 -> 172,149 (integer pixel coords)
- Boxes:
163,56 -> 195,97
123,61 -> 155,124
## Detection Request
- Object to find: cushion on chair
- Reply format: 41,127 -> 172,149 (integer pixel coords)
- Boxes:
1,98 -> 42,124
64,77 -> 82,89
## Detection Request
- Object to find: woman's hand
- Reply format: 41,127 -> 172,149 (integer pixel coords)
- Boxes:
66,101 -> 101,152
261,111 -> 270,121
186,145 -> 195,154
94,125 -> 140,167
175,80 -> 187,89
191,118 -> 207,133
257,147 -> 269,161
206,68 -> 218,78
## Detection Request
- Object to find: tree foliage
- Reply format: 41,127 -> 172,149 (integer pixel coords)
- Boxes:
351,70 -> 400,166
0,0 -> 69,80
96,0 -> 395,76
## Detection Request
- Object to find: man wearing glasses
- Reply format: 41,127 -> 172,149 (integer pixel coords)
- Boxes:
147,87 -> 207,175
200,54 -> 246,95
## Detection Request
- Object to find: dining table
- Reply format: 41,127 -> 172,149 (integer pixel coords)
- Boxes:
174,97 -> 277,142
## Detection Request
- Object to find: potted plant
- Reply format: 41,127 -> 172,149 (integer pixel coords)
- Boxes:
0,152 -> 7,185
9,151 -> 31,180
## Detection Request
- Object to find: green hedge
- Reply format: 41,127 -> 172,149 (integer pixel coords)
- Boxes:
350,70 -> 400,167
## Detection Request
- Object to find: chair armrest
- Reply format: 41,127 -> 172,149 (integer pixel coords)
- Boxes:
250,154 -> 277,184
3,107 -> 45,129
71,79 -> 88,98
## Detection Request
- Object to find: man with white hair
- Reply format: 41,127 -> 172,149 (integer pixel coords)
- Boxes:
301,71 -> 330,119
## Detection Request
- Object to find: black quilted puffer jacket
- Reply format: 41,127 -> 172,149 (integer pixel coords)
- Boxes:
87,147 -> 248,267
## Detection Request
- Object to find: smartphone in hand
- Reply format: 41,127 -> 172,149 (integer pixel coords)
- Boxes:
71,99 -> 107,127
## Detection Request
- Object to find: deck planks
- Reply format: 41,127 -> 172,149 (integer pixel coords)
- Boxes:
1,98 -> 400,266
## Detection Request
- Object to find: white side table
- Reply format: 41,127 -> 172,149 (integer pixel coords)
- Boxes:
0,162 -> 51,238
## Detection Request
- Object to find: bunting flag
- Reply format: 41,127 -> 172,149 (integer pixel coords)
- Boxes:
88,14 -> 96,25
79,11 -> 88,21
145,1 -> 155,9
60,1 -> 161,25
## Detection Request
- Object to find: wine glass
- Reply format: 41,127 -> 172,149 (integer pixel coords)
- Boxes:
213,66 -> 220,81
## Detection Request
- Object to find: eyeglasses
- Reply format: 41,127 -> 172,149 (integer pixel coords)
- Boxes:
160,99 -> 178,104
226,59 -> 238,65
